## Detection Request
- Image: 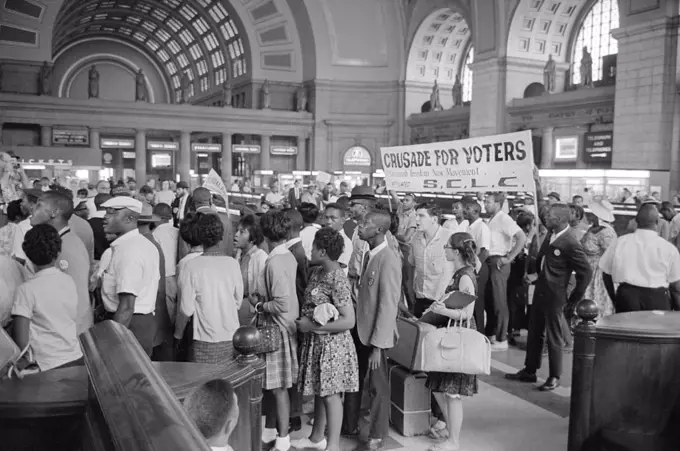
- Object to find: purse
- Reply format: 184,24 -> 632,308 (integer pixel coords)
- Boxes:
419,314 -> 491,375
251,312 -> 282,354
0,326 -> 40,380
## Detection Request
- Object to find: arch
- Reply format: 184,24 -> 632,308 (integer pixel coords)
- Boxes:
406,7 -> 473,85
569,0 -> 619,85
52,0 -> 249,101
523,82 -> 545,98
506,0 -> 596,63
461,44 -> 474,102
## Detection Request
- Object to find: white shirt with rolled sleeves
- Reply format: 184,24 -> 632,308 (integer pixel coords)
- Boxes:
101,229 -> 160,314
487,210 -> 522,257
599,228 -> 680,288
467,218 -> 491,251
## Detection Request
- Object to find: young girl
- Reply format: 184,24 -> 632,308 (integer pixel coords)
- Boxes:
251,210 -> 299,451
293,227 -> 359,451
234,214 -> 267,326
425,232 -> 479,451
12,224 -> 83,371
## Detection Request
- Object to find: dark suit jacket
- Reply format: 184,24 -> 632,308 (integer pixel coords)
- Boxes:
534,227 -> 592,307
142,232 -> 170,347
357,244 -> 401,349
288,187 -> 302,208
171,194 -> 193,228
287,240 -> 308,310
89,216 -> 110,261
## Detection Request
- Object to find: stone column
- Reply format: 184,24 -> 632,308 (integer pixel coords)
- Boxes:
221,132 -> 232,186
541,127 -> 554,168
296,135 -> 306,170
114,150 -> 124,182
41,126 -> 52,146
89,128 -> 101,182
468,58 -> 507,137
260,134 -> 271,170
179,131 -> 191,183
135,129 -> 147,186
611,16 -> 677,186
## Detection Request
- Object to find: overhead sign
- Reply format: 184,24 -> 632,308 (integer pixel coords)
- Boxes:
21,158 -> 72,166
554,136 -> 579,161
152,153 -> 172,168
233,144 -> 261,154
343,146 -> 372,167
101,138 -> 135,149
271,146 -> 298,155
380,130 -> 535,193
148,141 -> 179,151
52,128 -> 89,146
191,143 -> 222,153
583,131 -> 613,163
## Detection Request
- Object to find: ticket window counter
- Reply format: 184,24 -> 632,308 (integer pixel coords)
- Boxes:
253,170 -> 275,193
539,169 -> 650,203
292,170 -> 319,186
150,152 -> 174,184
334,171 -> 371,190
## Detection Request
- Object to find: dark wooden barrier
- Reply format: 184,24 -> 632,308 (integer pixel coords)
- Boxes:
0,321 -> 265,451
568,301 -> 680,451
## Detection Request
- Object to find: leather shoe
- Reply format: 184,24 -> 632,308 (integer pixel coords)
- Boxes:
538,377 -> 560,391
505,369 -> 537,383
353,438 -> 384,451
341,427 -> 360,438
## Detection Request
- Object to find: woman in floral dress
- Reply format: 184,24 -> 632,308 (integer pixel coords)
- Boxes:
425,232 -> 479,451
293,227 -> 359,451
581,198 -> 617,318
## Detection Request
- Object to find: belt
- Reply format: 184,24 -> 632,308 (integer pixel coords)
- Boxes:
619,283 -> 668,291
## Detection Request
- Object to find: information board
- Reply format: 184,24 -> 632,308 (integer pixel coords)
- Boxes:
583,131 -> 613,163
52,128 -> 89,146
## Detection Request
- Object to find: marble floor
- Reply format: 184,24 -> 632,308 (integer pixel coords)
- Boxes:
287,338 -> 572,451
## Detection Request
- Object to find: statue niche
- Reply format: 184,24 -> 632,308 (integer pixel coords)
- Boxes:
543,54 -> 556,94
580,46 -> 593,88
451,75 -> 463,107
135,69 -> 148,102
429,80 -> 442,111
88,65 -> 99,99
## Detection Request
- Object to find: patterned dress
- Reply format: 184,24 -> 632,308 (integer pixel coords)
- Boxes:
297,267 -> 359,397
581,224 -> 617,317
426,265 -> 479,397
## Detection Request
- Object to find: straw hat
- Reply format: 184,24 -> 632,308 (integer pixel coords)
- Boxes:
588,196 -> 614,223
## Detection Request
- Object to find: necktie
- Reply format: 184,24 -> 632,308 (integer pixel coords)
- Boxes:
360,253 -> 370,282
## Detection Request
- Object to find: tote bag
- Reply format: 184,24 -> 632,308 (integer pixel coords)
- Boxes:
419,316 -> 491,375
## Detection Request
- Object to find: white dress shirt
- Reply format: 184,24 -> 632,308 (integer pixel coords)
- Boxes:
467,218 -> 491,251
443,219 -> 469,234
300,224 -> 321,260
599,228 -> 680,288
101,229 -> 160,314
152,222 -> 179,277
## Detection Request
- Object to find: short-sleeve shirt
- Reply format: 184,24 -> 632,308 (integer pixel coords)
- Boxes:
599,229 -> 680,288
487,211 -> 522,256
467,218 -> 491,251
397,206 -> 417,238
59,229 -> 93,335
408,226 -> 455,300
101,229 -> 160,314
152,222 -> 179,277
11,267 -> 83,371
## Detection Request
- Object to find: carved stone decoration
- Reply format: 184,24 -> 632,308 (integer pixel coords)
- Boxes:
430,80 -> 442,111
222,81 -> 232,107
135,69 -> 148,102
39,61 -> 52,96
88,65 -> 100,99
180,72 -> 190,104
451,75 -> 463,107
296,85 -> 308,112
261,79 -> 270,109
543,54 -> 556,94
580,46 -> 593,88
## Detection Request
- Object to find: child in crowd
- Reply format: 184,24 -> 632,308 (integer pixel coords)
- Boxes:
12,224 -> 83,371
184,379 -> 240,451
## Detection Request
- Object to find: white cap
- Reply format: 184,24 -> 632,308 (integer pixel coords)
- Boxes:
101,197 -> 143,214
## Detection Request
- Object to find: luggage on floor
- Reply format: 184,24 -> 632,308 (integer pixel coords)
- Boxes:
388,360 -> 431,437
388,316 -> 437,371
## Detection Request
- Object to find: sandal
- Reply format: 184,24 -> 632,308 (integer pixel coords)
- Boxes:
427,423 -> 449,439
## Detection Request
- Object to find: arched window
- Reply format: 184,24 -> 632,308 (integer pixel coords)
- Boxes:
571,0 -> 619,85
462,46 -> 474,102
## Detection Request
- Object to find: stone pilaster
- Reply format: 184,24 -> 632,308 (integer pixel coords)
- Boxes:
221,132 -> 232,186
260,134 -> 271,170
179,131 -> 191,183
296,135 -> 306,170
134,129 -> 146,185
469,57 -> 507,137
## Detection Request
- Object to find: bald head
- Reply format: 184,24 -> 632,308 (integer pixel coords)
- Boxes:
636,204 -> 659,230
366,210 -> 392,233
193,187 -> 212,206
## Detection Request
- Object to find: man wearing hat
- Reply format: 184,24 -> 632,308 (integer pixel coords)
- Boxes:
172,181 -> 193,228
547,192 -> 561,205
100,196 -> 161,356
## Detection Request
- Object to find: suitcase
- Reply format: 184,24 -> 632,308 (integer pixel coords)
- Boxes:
388,360 -> 431,437
388,316 -> 437,371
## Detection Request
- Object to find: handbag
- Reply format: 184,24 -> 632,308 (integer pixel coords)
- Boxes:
419,313 -> 491,375
251,312 -> 282,354
0,326 -> 40,380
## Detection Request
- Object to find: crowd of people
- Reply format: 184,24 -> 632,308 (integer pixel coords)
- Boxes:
3,145 -> 680,451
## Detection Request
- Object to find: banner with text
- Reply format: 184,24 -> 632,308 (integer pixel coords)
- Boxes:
203,169 -> 230,206
380,131 -> 535,193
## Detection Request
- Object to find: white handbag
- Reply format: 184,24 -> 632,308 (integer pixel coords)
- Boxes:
418,315 -> 491,375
